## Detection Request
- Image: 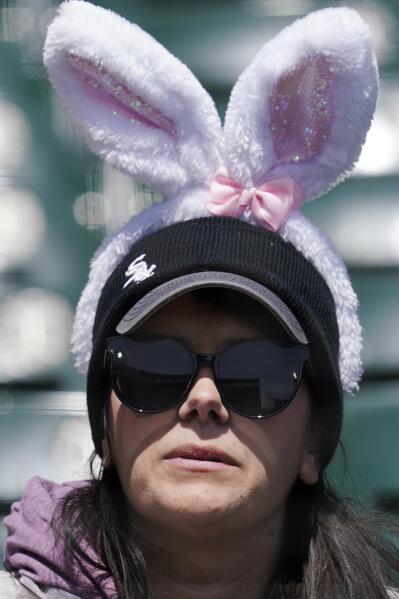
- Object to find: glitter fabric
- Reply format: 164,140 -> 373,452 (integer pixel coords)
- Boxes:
67,52 -> 177,137
270,54 -> 333,164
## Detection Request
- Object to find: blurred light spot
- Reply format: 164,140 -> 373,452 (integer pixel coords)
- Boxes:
388,218 -> 399,262
330,200 -> 399,266
242,0 -> 314,17
0,288 -> 73,382
351,2 -> 397,67
355,82 -> 399,176
355,114 -> 399,176
73,192 -> 105,229
0,188 -> 45,271
102,164 -> 162,234
49,418 -> 94,481
0,101 -> 31,175
0,7 -> 34,42
74,164 -> 163,233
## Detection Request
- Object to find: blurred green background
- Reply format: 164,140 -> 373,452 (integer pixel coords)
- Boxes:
0,0 -> 399,565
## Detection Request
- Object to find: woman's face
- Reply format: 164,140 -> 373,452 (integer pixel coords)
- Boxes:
105,292 -> 319,541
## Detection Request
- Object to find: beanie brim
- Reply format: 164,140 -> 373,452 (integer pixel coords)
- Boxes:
116,270 -> 308,346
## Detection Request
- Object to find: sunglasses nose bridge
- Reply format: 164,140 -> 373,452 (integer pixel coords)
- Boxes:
178,351 -> 230,424
191,352 -> 218,388
195,352 -> 216,367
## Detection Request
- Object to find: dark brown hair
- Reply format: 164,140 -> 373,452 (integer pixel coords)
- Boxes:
53,457 -> 399,598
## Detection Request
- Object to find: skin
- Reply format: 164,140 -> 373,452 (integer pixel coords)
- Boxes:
103,292 -> 319,599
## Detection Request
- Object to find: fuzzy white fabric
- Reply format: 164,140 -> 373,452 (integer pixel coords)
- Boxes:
281,212 -> 362,392
223,6 -> 378,200
43,1 -> 224,199
43,2 -> 379,394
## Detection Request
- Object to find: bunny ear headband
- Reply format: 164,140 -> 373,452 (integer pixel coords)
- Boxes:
43,1 -> 378,393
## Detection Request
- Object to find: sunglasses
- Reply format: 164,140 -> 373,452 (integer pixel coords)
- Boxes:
104,335 -> 309,419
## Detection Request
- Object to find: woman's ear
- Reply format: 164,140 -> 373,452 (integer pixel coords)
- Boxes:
101,399 -> 113,469
298,450 -> 320,486
101,436 -> 113,469
298,418 -> 320,486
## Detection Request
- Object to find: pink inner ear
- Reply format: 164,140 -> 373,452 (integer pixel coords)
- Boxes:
270,54 -> 333,165
67,52 -> 177,138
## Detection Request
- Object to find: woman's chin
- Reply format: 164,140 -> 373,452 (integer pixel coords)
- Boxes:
132,482 -> 249,532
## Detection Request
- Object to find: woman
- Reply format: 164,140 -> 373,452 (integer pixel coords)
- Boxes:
2,2 -> 399,597
3,221 -> 399,599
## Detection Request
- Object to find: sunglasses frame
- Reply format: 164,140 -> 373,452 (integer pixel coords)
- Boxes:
104,334 -> 310,419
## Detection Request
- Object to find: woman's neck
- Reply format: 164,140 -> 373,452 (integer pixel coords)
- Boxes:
137,507 -> 284,599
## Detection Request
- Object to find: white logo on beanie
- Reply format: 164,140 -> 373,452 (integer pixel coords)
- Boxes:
123,254 -> 157,288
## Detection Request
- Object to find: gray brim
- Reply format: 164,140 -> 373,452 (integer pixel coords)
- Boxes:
116,271 -> 308,345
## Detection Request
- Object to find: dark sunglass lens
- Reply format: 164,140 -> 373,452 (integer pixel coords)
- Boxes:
215,340 -> 307,417
108,337 -> 194,412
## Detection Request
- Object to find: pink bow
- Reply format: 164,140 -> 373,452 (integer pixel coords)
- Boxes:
207,167 -> 300,232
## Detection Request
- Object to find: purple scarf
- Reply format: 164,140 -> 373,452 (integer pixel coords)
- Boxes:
3,476 -> 117,598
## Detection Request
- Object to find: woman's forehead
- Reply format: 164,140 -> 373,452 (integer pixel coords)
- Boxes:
134,288 -> 292,342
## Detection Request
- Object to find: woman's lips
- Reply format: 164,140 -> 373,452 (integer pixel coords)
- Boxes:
164,444 -> 239,471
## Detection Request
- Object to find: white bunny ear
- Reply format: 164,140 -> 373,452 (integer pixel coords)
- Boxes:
223,7 -> 378,204
43,1 -> 223,199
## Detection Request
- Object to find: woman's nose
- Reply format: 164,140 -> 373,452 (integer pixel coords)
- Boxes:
178,364 -> 230,424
